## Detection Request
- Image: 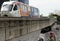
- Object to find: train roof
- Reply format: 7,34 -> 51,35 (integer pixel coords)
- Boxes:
3,1 -> 15,4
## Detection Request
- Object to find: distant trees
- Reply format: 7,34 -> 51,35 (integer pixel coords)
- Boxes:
49,13 -> 60,24
49,13 -> 58,17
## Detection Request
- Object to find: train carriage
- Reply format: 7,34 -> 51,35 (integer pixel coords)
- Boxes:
1,1 -> 40,18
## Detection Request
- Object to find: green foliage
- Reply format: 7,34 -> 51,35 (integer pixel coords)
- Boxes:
49,13 -> 60,25
49,13 -> 58,18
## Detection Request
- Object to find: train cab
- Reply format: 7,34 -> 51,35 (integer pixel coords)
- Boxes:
1,1 -> 29,17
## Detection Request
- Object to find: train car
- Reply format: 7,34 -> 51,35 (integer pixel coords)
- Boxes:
29,6 -> 39,18
0,1 -> 39,18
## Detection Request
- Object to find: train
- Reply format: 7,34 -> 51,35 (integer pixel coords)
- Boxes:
0,1 -> 40,18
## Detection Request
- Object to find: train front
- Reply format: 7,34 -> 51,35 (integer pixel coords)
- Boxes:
0,1 -> 17,17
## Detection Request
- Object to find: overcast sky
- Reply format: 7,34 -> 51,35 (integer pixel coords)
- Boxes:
29,0 -> 60,16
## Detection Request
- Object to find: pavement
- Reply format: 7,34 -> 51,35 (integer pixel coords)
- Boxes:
56,25 -> 60,41
40,24 -> 60,41
52,24 -> 60,41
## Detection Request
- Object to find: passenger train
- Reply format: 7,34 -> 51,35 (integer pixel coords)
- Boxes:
1,1 -> 40,18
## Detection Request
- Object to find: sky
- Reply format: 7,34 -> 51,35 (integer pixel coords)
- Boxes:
29,0 -> 60,16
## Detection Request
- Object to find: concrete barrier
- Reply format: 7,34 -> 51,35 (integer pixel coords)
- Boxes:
0,17 -> 56,41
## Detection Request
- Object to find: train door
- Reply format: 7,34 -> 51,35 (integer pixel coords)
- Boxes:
30,7 -> 34,17
20,3 -> 28,17
28,6 -> 31,17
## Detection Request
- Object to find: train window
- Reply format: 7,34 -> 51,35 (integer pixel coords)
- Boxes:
13,5 -> 18,11
22,5 -> 27,14
31,7 -> 34,12
34,8 -> 38,13
9,5 -> 13,11
34,8 -> 38,15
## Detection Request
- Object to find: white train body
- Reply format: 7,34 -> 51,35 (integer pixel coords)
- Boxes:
1,1 -> 40,17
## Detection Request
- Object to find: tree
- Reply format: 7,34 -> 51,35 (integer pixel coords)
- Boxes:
49,13 -> 58,18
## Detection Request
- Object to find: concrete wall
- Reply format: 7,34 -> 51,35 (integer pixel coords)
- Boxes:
7,29 -> 40,41
0,18 -> 56,41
